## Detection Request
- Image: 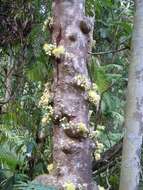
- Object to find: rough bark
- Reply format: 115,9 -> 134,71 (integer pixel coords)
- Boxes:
35,0 -> 98,190
119,1 -> 143,190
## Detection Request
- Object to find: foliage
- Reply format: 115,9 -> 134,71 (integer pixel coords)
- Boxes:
0,0 -> 139,190
14,181 -> 57,190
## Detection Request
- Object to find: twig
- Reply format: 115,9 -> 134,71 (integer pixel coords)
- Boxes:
106,168 -> 111,190
92,138 -> 123,172
89,47 -> 128,55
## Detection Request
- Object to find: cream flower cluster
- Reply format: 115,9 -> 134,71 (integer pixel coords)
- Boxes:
88,89 -> 100,105
47,163 -> 54,173
76,122 -> 89,134
43,43 -> 65,58
61,118 -> 89,137
88,83 -> 100,106
41,106 -> 53,125
52,46 -> 65,58
93,138 -> 104,161
98,185 -> 105,190
74,74 -> 90,90
89,125 -> 105,161
64,182 -> 76,190
39,83 -> 53,126
42,17 -> 53,31
38,83 -> 51,108
74,74 -> 100,106
43,43 -> 56,56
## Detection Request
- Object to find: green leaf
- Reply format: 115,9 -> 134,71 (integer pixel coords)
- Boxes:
14,181 -> 57,190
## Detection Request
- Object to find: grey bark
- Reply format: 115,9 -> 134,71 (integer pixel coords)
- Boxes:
35,0 -> 98,189
119,1 -> 143,190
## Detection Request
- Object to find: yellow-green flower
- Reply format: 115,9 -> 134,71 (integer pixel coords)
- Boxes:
43,43 -> 50,52
89,130 -> 97,138
77,122 -> 89,134
74,75 -> 90,90
64,182 -> 76,190
38,82 -> 52,108
41,116 -> 48,125
42,19 -> 49,31
47,163 -> 54,173
43,43 -> 56,55
98,185 -> 105,190
96,141 -> 104,150
92,83 -> 98,90
96,125 -> 105,131
52,45 -> 65,58
95,153 -> 101,161
88,90 -> 100,105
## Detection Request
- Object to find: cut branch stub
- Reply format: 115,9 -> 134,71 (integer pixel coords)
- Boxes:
79,19 -> 92,35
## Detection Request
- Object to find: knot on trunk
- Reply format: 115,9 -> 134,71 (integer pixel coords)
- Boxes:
63,122 -> 89,139
79,17 -> 94,35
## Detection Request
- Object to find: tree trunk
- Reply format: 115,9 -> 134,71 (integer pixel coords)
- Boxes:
4,46 -> 26,103
119,1 -> 143,190
5,48 -> 14,102
35,0 -> 98,189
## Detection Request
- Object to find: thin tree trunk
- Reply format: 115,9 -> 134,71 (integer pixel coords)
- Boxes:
4,47 -> 26,102
5,48 -> 14,102
119,1 -> 143,190
35,0 -> 98,189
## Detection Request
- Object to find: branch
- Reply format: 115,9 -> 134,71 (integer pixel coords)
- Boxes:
0,96 -> 14,105
92,138 -> 123,173
89,47 -> 128,56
